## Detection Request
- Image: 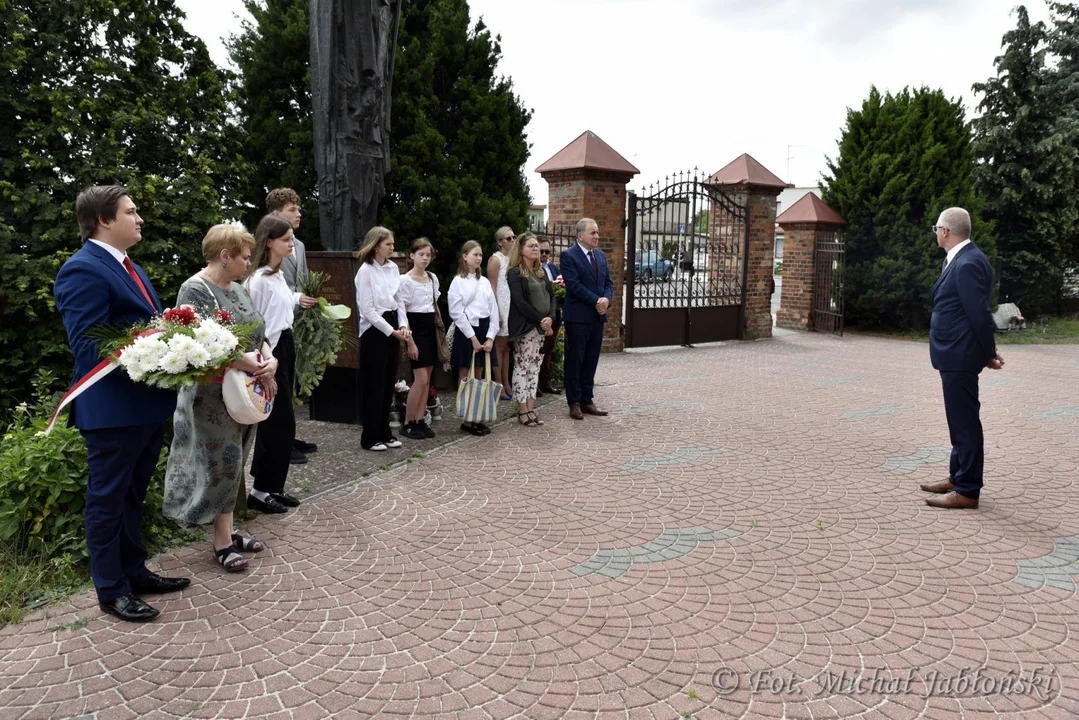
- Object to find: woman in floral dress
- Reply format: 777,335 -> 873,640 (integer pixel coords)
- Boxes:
163,225 -> 277,572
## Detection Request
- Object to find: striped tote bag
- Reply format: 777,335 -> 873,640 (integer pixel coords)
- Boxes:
456,351 -> 502,424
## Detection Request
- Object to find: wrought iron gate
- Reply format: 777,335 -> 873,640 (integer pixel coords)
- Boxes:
624,171 -> 749,347
811,231 -> 844,335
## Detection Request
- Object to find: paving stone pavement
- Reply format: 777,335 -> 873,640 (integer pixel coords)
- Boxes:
2,332 -> 1078,719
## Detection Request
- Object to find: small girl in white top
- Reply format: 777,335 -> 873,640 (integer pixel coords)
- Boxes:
397,238 -> 442,441
448,240 -> 499,436
354,226 -> 411,451
244,214 -> 317,515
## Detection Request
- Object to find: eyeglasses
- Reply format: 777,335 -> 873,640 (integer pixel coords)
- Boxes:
932,225 -> 948,233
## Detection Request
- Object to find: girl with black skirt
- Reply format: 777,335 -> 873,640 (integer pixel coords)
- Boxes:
448,240 -> 500,437
398,238 -> 441,440
354,226 -> 411,451
245,214 -> 318,514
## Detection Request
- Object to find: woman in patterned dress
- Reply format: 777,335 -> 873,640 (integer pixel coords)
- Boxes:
506,232 -> 555,427
486,226 -> 515,400
163,225 -> 277,572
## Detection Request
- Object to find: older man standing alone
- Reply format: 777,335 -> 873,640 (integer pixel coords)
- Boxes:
920,207 -> 1004,509
559,218 -> 613,420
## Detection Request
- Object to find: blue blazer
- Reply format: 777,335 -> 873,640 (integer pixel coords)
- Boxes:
559,244 -> 614,324
53,242 -> 177,430
929,242 -> 997,372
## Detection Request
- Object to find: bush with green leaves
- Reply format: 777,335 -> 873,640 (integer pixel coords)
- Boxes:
0,370 -> 192,563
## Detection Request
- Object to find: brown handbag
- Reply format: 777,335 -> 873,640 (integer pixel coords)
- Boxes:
429,272 -> 451,365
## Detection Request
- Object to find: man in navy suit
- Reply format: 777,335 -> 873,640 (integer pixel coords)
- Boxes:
54,186 -> 188,621
920,207 -> 1004,509
537,237 -> 563,396
560,218 -> 613,420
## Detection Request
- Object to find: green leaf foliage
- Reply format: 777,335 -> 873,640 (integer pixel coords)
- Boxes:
382,0 -> 533,279
821,86 -> 995,330
228,0 -> 533,278
972,5 -> 1077,316
228,0 -> 320,241
0,0 -> 250,419
293,272 -> 348,402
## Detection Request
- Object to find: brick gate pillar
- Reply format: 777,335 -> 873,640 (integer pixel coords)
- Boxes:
537,131 -> 639,352
775,193 -> 846,331
705,154 -> 789,340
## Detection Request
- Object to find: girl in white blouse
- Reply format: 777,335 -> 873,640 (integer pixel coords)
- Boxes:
354,226 -> 411,451
398,238 -> 441,440
244,215 -> 317,515
448,240 -> 499,436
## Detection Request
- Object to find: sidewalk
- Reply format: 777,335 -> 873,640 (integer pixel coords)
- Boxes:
2,331 -> 1077,719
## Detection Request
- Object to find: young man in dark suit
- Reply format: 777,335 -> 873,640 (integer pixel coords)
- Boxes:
537,237 -> 563,396
559,218 -> 613,420
921,207 -> 1004,509
54,185 -> 188,621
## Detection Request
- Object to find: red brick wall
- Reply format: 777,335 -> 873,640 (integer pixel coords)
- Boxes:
743,188 -> 779,339
542,168 -> 632,352
775,223 -> 816,330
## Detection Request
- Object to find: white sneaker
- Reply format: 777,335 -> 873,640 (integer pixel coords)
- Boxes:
367,443 -> 388,452
384,437 -> 403,449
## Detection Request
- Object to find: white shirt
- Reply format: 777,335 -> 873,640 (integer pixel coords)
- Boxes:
447,274 -> 499,339
245,267 -> 294,350
398,272 -> 441,314
87,238 -> 127,266
355,259 -> 406,337
944,239 -> 972,268
577,242 -> 597,262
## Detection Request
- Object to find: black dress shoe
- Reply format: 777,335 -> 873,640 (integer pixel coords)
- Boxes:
270,492 -> 301,508
247,494 -> 289,514
289,448 -> 308,465
100,594 -> 160,623
130,573 -> 191,594
294,439 -> 318,453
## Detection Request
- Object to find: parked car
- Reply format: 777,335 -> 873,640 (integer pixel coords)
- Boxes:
634,251 -> 674,282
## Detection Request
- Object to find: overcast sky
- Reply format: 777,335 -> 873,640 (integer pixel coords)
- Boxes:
177,0 -> 1052,203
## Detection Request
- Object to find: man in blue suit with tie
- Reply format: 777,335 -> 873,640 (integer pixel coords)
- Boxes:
920,207 -> 1004,510
54,186 -> 188,621
560,218 -> 613,420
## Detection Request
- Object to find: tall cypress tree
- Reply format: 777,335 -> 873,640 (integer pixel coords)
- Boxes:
822,86 -> 994,329
229,0 -> 532,272
228,0 -> 318,240
972,5 -> 1073,316
381,0 -> 532,278
1047,1 -> 1079,272
0,0 -> 246,417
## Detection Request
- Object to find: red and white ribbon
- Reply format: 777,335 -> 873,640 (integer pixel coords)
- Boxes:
45,329 -> 163,436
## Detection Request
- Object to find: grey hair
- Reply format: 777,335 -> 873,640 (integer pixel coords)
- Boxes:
937,207 -> 971,239
576,217 -> 596,236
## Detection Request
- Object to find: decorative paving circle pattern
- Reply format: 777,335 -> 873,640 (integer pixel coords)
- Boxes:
1,332 -> 1077,718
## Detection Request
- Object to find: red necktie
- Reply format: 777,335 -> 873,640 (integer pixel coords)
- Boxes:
123,256 -> 157,312
589,250 -> 599,281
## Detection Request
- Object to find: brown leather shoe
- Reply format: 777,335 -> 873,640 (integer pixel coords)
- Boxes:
581,404 -> 608,416
925,492 -> 979,509
569,403 -> 584,420
920,478 -> 956,494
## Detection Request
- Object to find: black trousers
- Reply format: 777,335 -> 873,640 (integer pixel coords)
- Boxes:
360,312 -> 400,448
251,329 -> 296,494
564,318 -> 603,406
81,422 -> 166,601
941,370 -> 984,498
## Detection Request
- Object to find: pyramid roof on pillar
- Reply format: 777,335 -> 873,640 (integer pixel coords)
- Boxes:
775,192 -> 846,226
706,153 -> 791,190
536,131 -> 640,176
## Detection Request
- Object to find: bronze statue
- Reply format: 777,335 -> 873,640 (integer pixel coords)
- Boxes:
310,0 -> 402,251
